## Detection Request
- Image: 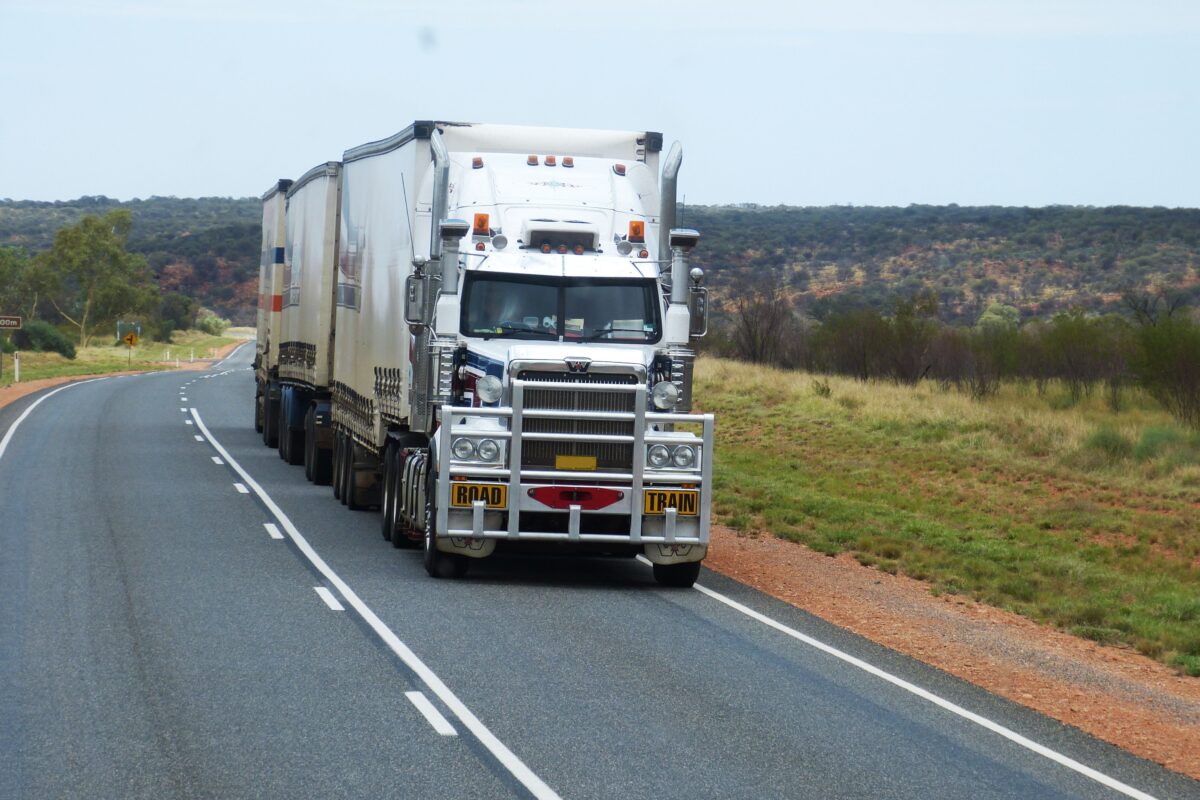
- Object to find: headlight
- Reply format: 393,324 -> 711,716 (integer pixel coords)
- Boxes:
476,375 -> 502,403
452,438 -> 476,460
651,380 -> 679,410
647,444 -> 671,468
671,445 -> 696,469
476,438 -> 500,462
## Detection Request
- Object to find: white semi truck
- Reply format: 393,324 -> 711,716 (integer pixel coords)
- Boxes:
255,121 -> 712,585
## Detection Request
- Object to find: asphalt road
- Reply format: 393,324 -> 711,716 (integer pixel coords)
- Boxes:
2,345 -> 1197,800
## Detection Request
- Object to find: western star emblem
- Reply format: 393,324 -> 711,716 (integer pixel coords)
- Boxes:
566,358 -> 591,373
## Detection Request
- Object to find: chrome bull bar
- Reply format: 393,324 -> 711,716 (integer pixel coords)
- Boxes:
436,378 -> 714,545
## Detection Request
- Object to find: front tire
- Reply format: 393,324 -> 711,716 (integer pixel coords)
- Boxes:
423,469 -> 467,579
653,561 -> 701,588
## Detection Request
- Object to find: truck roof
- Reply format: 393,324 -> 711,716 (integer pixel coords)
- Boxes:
342,121 -> 662,165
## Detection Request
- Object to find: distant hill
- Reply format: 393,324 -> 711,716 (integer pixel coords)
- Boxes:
4,198 -> 1199,325
683,204 -> 1200,322
0,196 -> 260,324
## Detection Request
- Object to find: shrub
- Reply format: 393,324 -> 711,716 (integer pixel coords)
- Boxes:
1084,427 -> 1132,462
1133,427 -> 1184,461
13,320 -> 76,359
195,310 -> 230,336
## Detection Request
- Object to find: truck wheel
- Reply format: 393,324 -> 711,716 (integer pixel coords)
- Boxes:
423,470 -> 467,578
652,561 -> 701,588
380,444 -> 396,542
277,400 -> 288,460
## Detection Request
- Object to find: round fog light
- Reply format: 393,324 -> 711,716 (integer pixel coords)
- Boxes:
647,444 -> 670,468
477,438 -> 500,462
452,438 -> 476,460
671,445 -> 696,469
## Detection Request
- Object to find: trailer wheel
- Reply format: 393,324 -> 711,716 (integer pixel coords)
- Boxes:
276,398 -> 288,460
332,433 -> 344,502
284,404 -> 304,467
652,561 -> 701,588
303,407 -> 316,482
423,469 -> 467,578
262,386 -> 279,448
254,390 -> 264,434
313,434 -> 333,486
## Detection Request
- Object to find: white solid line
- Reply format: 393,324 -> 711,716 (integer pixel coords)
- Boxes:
213,341 -> 249,370
233,483 -> 249,494
405,691 -> 458,736
189,408 -> 561,800
264,523 -> 284,540
314,586 -> 345,611
0,378 -> 108,463
685,577 -> 1159,800
194,435 -> 204,442
211,456 -> 224,465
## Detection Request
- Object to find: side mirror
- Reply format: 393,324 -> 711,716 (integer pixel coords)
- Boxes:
688,286 -> 708,337
404,274 -> 427,332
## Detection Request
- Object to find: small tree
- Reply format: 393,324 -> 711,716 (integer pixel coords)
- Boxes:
29,210 -> 159,347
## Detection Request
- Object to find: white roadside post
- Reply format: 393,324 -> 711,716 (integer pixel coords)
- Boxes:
13,351 -> 19,383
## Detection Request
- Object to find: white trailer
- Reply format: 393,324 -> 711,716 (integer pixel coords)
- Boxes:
255,121 -> 712,586
254,178 -> 290,445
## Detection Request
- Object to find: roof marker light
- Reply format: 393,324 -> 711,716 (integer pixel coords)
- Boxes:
562,157 -> 574,168
472,157 -> 484,169
639,249 -> 649,259
475,242 -> 486,251
573,244 -> 584,255
613,163 -> 626,176
557,244 -> 568,254
472,213 -> 490,236
545,155 -> 557,166
541,243 -> 552,253
628,220 -> 645,243
527,155 -> 538,166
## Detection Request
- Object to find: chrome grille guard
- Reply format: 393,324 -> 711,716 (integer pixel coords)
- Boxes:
436,378 -> 714,545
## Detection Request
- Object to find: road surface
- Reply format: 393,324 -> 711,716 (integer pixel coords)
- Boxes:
2,345 -> 1196,799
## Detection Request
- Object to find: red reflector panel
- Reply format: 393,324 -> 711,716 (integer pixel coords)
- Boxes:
271,294 -> 283,312
527,486 -> 624,511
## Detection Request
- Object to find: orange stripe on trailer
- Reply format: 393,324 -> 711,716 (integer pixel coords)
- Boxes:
272,294 -> 283,312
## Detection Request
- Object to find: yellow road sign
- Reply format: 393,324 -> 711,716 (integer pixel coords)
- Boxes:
123,332 -> 139,347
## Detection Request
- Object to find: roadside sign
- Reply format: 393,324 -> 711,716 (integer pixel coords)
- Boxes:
123,332 -> 139,347
0,315 -> 21,330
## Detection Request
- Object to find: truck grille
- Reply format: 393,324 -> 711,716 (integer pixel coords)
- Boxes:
518,371 -> 637,470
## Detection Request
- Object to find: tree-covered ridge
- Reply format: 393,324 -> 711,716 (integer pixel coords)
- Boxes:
5,198 -> 1200,325
683,204 -> 1200,322
0,196 -> 259,323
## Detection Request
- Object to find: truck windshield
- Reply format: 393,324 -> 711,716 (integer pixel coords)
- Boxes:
462,274 -> 661,343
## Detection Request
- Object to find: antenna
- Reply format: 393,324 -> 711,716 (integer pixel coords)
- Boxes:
400,176 -> 416,265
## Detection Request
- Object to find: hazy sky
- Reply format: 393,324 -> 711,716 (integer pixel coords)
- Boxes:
2,0 -> 1198,207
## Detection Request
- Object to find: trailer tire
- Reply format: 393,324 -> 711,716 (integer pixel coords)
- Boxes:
262,387 -> 279,448
254,390 -> 264,434
332,433 -> 344,502
303,407 -> 316,482
276,399 -> 288,460
652,561 -> 701,588
423,469 -> 467,579
313,436 -> 333,486
283,405 -> 304,467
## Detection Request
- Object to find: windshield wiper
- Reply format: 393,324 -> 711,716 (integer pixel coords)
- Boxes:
580,327 -> 650,343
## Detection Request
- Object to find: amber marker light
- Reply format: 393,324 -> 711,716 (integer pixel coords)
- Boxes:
562,157 -> 574,168
527,155 -> 538,166
472,157 -> 484,169
545,155 -> 557,166
613,163 -> 626,176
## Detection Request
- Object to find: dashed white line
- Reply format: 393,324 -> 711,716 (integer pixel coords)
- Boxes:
264,523 -> 284,540
181,397 -> 188,401
314,586 -> 344,611
211,456 -> 224,465
189,407 -> 561,800
185,420 -> 194,426
233,482 -> 249,494
194,435 -> 204,442
637,551 -> 1159,800
405,691 -> 457,736
180,407 -> 187,412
